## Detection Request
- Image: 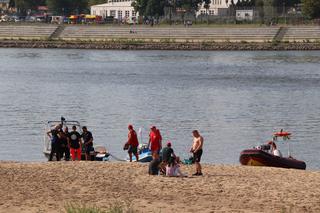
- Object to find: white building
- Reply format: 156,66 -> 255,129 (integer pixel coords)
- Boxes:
91,0 -> 138,20
236,9 -> 254,21
197,0 -> 238,16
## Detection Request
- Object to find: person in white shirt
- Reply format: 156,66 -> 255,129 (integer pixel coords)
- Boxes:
268,141 -> 283,157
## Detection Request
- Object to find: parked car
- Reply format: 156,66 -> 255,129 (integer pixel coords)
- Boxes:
10,15 -> 20,22
35,16 -> 46,22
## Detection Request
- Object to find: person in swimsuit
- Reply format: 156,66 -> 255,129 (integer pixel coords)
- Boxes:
190,130 -> 204,176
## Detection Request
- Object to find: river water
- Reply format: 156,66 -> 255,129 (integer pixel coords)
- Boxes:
0,48 -> 319,169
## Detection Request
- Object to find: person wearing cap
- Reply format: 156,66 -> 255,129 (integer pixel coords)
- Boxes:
81,126 -> 94,161
148,126 -> 162,160
125,124 -> 139,162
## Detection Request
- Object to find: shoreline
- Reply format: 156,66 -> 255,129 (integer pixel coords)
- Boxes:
1,161 -> 320,212
1,40 -> 320,50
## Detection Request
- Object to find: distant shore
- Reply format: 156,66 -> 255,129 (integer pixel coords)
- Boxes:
0,161 -> 320,212
1,40 -> 320,50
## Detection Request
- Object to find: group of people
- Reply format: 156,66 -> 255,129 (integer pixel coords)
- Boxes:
124,125 -> 204,176
48,122 -> 204,176
47,124 -> 94,161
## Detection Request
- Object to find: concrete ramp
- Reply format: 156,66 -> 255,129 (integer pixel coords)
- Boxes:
283,26 -> 320,42
59,26 -> 280,42
0,25 -> 58,39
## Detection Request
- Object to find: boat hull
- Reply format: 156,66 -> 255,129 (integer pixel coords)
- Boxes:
44,150 -> 109,161
127,151 -> 153,162
239,149 -> 306,170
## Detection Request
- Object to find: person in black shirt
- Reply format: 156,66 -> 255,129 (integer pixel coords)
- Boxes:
59,126 -> 70,161
82,126 -> 94,161
69,125 -> 82,161
162,141 -> 176,164
47,124 -> 62,161
159,141 -> 176,174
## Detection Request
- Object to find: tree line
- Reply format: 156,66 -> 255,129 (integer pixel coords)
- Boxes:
8,0 -> 320,19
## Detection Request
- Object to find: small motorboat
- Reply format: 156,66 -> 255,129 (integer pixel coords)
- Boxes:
44,117 -> 109,161
126,144 -> 153,162
239,130 -> 306,170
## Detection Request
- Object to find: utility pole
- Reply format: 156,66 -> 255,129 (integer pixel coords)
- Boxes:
282,2 -> 286,25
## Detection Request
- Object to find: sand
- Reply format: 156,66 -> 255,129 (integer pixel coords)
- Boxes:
0,161 -> 319,213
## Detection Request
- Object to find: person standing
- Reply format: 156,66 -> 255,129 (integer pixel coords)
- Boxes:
125,124 -> 139,162
47,124 -> 62,161
82,126 -> 94,161
190,130 -> 204,176
148,126 -> 161,160
59,127 -> 70,161
69,125 -> 82,161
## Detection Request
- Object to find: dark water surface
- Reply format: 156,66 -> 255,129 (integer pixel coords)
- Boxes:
0,48 -> 319,169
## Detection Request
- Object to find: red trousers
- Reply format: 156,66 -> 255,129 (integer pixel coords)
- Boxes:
70,148 -> 81,160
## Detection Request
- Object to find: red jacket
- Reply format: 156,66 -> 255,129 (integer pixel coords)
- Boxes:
128,129 -> 139,147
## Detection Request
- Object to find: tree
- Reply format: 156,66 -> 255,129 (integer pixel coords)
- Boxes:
256,0 -> 264,23
46,0 -> 88,15
203,0 -> 211,13
236,0 -> 255,7
302,0 -> 320,19
132,0 -> 149,16
176,0 -> 203,13
9,0 -> 15,8
12,0 -> 46,14
132,0 -> 214,20
145,0 -> 166,17
88,0 -> 106,6
203,0 -> 211,23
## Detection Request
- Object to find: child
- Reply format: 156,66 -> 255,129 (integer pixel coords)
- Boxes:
166,157 -> 187,177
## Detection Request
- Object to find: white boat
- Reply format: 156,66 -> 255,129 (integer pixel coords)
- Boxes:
44,117 -> 109,161
126,144 -> 153,162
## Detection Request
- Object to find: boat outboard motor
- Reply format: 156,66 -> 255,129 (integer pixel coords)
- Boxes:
61,116 -> 66,126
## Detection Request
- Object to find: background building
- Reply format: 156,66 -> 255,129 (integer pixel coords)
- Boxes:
236,9 -> 254,21
91,0 -> 138,21
197,0 -> 238,16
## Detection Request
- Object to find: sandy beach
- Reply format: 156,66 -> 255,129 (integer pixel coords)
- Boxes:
0,161 -> 319,213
